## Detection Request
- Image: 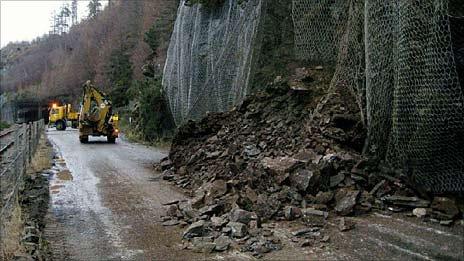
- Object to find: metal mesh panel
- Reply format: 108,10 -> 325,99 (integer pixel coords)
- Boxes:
292,0 -> 464,192
292,0 -> 348,64
386,1 -> 464,192
163,0 -> 463,192
163,0 -> 263,125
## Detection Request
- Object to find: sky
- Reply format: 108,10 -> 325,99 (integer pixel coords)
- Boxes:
1,0 -> 108,48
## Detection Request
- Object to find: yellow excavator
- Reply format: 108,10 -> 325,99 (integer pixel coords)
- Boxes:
78,81 -> 119,143
49,103 -> 80,131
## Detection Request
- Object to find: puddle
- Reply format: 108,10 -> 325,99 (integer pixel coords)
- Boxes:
57,170 -> 73,181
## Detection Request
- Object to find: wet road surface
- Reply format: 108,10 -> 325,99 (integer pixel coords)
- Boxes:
45,129 -> 207,260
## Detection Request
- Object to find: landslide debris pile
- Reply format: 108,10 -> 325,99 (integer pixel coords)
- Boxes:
157,70 -> 464,257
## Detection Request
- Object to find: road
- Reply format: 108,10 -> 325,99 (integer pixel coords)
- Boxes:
45,129 -> 464,260
45,129 -> 209,260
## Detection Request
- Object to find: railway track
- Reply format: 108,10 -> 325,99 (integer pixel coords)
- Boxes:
0,127 -> 17,157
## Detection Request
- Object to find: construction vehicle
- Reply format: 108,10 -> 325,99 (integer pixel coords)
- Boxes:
78,81 -> 119,143
49,103 -> 80,131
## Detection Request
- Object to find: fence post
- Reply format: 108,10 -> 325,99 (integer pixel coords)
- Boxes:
28,123 -> 32,163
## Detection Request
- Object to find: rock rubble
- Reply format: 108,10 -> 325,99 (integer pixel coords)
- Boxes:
156,73 -> 464,257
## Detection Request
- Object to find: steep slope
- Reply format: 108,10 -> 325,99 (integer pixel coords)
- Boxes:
1,0 -> 178,104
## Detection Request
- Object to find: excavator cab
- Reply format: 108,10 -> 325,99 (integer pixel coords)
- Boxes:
78,81 -> 119,143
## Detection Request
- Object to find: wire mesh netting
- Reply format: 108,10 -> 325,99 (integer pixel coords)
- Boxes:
163,0 -> 463,192
292,0 -> 464,192
163,0 -> 263,125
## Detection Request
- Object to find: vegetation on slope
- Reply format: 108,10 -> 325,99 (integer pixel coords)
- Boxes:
1,0 -> 178,141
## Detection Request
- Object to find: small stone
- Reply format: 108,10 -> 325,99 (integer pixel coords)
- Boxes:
229,208 -> 256,224
245,186 -> 258,203
315,65 -> 324,70
162,170 -> 175,181
289,169 -> 314,192
207,135 -> 218,143
330,173 -> 345,188
413,208 -> 427,218
227,221 -> 248,238
178,166 -> 188,175
370,180 -> 390,197
335,190 -> 360,216
161,216 -> 171,222
314,191 -> 334,204
199,204 -> 221,216
211,216 -> 227,228
222,227 -> 232,234
302,208 -> 329,219
338,217 -> 355,231
320,235 -> 330,242
299,239 -> 312,247
162,220 -> 180,226
166,205 -> 179,217
160,159 -> 173,170
190,194 -> 204,209
302,208 -> 327,227
178,202 -> 198,219
440,220 -> 453,226
249,220 -> 260,229
204,180 -> 228,203
244,144 -> 261,157
214,235 -> 231,251
431,197 -> 460,219
261,156 -> 301,175
294,149 -> 320,164
183,220 -> 208,239
291,227 -> 320,237
162,199 -> 180,206
191,237 -> 215,253
284,206 -> 302,221
383,196 -> 430,208
206,151 -> 221,159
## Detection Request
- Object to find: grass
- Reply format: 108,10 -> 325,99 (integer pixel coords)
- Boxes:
0,121 -> 11,131
28,136 -> 53,174
1,205 -> 25,260
1,134 -> 52,260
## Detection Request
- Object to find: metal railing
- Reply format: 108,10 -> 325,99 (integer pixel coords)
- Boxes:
0,120 -> 44,224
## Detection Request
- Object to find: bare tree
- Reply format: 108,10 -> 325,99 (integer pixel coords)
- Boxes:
71,0 -> 78,25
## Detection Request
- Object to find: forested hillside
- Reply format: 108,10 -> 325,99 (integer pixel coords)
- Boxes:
1,0 -> 177,106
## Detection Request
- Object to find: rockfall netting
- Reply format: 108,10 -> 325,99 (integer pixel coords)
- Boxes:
163,0 -> 463,192
292,0 -> 464,193
163,0 -> 263,125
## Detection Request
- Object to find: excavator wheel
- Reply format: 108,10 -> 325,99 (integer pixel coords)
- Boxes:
56,120 -> 67,131
79,135 -> 89,143
107,136 -> 116,144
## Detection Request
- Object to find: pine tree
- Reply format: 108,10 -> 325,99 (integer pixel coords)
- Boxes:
88,0 -> 102,19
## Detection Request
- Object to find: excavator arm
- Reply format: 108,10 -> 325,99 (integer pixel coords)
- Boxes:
80,81 -> 114,134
